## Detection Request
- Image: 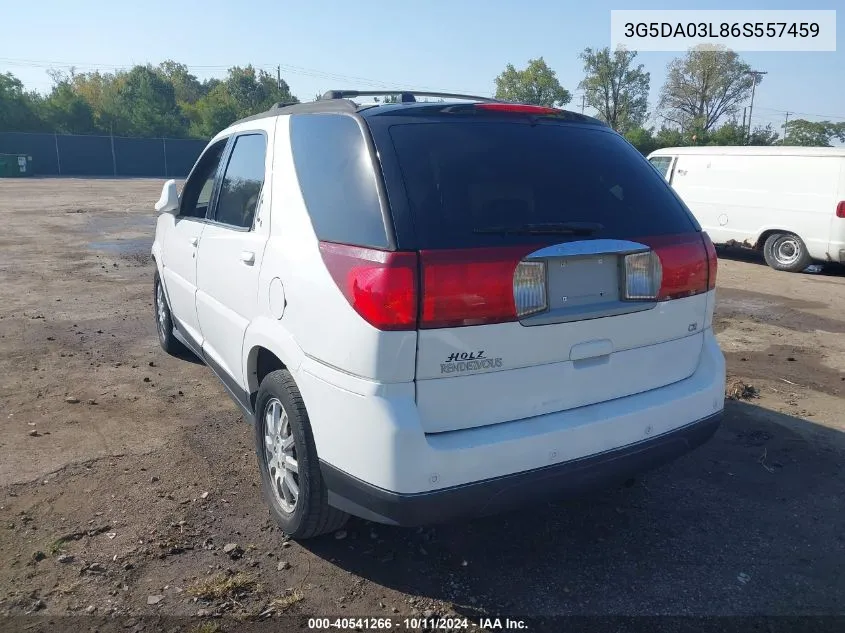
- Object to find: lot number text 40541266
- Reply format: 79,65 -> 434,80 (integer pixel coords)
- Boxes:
307,616 -> 529,630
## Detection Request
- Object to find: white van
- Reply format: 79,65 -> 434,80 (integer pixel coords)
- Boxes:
647,146 -> 845,272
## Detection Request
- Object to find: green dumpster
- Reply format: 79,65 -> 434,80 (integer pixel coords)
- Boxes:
0,154 -> 34,177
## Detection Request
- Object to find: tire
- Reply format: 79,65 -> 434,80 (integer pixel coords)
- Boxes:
154,271 -> 187,355
762,232 -> 813,272
254,369 -> 348,539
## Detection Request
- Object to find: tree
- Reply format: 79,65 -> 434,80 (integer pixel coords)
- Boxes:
0,72 -> 45,133
578,47 -> 649,133
156,61 -> 204,105
700,121 -> 778,146
183,83 -> 238,139
185,66 -> 299,138
223,66 -> 296,118
109,66 -> 187,137
494,58 -> 571,107
659,49 -> 755,132
624,127 -> 658,155
748,124 -> 780,146
41,81 -> 98,134
783,119 -> 845,146
0,65 -> 300,139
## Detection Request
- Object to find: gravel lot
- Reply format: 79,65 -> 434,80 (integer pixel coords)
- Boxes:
1,178 -> 844,631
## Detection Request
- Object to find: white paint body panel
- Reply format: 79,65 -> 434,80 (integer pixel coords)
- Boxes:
253,116 -> 417,385
297,329 -> 724,494
648,146 -> 845,262
415,293 -> 708,433
155,111 -> 727,503
195,118 -> 275,388
159,216 -> 205,345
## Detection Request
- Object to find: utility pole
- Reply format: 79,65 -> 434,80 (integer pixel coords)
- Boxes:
277,65 -> 281,90
745,70 -> 767,142
580,93 -> 585,114
782,111 -> 790,145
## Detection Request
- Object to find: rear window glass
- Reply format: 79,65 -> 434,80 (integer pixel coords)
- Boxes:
290,114 -> 388,248
387,122 -> 696,248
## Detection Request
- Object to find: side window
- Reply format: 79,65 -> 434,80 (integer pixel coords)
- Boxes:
180,139 -> 228,219
648,156 -> 673,180
290,114 -> 388,248
214,134 -> 267,229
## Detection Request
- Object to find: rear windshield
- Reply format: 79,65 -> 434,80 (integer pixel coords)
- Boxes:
387,121 -> 697,249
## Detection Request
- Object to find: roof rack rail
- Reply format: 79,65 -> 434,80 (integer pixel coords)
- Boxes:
320,90 -> 498,103
270,101 -> 300,109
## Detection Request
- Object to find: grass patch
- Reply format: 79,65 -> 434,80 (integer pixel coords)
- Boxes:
188,572 -> 257,600
268,589 -> 304,612
48,538 -> 68,555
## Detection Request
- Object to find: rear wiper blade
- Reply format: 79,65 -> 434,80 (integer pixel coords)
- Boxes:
473,221 -> 604,235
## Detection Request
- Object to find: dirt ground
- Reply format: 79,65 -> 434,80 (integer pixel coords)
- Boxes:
0,178 -> 844,631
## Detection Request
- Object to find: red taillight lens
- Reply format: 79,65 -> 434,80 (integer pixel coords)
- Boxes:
319,242 -> 418,331
475,103 -> 562,115
418,247 -> 535,329
837,201 -> 845,218
638,233 -> 713,301
702,232 -> 718,290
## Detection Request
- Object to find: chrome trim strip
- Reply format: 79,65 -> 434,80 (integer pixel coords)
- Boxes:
525,239 -> 648,260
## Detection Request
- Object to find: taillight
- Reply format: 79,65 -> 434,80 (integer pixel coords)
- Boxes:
637,233 -> 713,300
702,232 -> 718,290
321,234 -> 717,332
513,261 -> 547,318
622,251 -> 662,300
837,201 -> 845,218
319,242 -> 418,331
418,246 -> 536,329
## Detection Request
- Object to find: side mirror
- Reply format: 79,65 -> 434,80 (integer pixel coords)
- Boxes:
155,179 -> 179,215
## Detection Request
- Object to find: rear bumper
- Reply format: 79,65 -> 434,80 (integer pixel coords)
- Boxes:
321,411 -> 721,526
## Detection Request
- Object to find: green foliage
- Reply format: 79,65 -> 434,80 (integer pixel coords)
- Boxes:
0,72 -> 46,133
0,64 -> 300,139
109,66 -> 187,137
155,60 -> 205,105
41,81 -> 98,134
579,47 -> 649,133
652,127 -> 683,149
783,119 -> 845,146
624,127 -> 660,156
184,66 -> 298,138
494,58 -> 571,107
659,49 -> 755,132
625,121 -> 779,155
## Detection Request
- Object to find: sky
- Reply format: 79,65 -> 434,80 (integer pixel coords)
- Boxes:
3,0 -> 844,135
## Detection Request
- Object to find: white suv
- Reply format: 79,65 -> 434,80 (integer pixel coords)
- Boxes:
151,90 -> 726,539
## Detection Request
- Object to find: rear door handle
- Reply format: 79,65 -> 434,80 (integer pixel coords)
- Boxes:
570,339 -> 614,362
240,251 -> 256,265
189,237 -> 198,247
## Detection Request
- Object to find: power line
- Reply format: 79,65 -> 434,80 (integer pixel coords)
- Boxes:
750,105 -> 845,121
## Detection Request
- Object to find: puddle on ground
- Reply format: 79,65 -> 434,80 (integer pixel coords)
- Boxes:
83,212 -> 155,256
84,213 -> 156,235
89,237 -> 152,255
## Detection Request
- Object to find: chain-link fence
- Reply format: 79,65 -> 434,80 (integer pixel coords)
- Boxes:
0,132 -> 208,178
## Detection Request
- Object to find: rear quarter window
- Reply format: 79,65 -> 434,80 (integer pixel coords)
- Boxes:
289,114 -> 388,248
385,121 -> 697,249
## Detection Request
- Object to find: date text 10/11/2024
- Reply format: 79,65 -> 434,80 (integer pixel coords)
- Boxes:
307,617 -> 529,630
